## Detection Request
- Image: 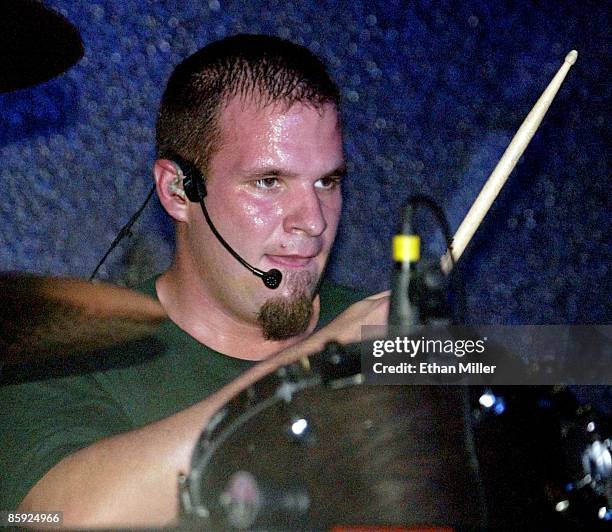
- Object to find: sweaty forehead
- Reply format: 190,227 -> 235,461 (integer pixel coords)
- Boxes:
217,97 -> 341,147
209,97 -> 343,176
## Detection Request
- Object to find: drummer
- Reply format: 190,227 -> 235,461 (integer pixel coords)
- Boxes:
0,34 -> 388,527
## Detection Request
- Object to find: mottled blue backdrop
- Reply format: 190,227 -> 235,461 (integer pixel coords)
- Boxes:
1,0 -> 609,328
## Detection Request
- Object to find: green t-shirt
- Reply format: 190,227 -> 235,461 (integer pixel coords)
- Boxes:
0,278 -> 365,509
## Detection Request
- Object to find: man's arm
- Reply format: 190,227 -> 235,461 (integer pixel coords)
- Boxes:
19,292 -> 389,528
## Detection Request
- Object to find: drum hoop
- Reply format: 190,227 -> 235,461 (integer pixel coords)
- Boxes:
183,364 -> 322,518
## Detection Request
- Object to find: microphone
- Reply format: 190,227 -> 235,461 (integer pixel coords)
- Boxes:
173,154 -> 282,289
388,196 -> 452,330
388,201 -> 421,329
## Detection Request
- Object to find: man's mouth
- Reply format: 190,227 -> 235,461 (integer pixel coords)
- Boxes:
265,254 -> 317,268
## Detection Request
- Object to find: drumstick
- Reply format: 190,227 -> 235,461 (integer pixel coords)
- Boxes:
440,50 -> 578,275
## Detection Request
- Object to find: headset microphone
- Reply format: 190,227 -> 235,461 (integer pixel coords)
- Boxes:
172,154 -> 282,290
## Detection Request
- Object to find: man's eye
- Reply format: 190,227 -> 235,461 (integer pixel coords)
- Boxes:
253,178 -> 280,190
315,176 -> 342,190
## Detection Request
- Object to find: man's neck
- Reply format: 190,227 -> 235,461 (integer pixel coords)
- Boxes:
154,262 -> 320,361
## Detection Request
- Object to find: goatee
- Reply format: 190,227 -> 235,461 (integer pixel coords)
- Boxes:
256,271 -> 318,340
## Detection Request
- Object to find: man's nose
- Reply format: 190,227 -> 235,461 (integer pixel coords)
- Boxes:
283,189 -> 327,237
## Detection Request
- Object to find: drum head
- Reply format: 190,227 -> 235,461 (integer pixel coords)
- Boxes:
184,372 -> 484,530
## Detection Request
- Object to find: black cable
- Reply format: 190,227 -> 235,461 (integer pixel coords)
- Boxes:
404,194 -> 454,263
403,194 -> 466,324
197,199 -> 282,289
89,185 -> 156,281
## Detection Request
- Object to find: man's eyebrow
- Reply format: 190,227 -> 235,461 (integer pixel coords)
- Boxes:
328,164 -> 347,177
246,168 -> 295,179
244,164 -> 347,179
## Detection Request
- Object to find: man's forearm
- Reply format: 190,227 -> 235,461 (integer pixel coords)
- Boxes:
18,394 -> 219,527
17,336 -> 324,528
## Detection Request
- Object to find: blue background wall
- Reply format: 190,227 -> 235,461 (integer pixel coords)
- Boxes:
1,0 -> 609,328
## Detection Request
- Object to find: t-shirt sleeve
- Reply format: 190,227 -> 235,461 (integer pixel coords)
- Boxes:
0,373 -> 132,509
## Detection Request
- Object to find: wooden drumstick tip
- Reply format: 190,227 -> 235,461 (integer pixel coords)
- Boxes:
565,50 -> 578,65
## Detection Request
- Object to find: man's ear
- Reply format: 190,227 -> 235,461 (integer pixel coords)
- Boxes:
154,158 -> 190,223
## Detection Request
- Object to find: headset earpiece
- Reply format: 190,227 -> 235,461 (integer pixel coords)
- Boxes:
168,175 -> 187,199
170,153 -> 207,203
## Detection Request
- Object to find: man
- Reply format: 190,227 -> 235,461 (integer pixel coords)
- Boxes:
0,34 -> 388,527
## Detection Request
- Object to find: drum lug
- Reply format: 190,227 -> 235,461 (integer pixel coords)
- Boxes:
319,341 -> 361,384
179,471 -> 210,519
178,472 -> 192,515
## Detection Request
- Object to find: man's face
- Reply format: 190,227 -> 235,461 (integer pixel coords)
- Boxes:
184,97 -> 344,338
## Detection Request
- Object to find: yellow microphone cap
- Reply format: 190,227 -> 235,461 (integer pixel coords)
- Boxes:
393,234 -> 420,262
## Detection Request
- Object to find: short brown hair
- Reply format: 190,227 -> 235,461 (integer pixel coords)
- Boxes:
155,34 -> 340,173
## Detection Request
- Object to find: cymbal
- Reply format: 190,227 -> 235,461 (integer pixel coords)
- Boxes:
0,273 -> 167,366
0,1 -> 84,93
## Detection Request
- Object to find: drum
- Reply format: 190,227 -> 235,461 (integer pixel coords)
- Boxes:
180,343 -> 610,531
